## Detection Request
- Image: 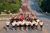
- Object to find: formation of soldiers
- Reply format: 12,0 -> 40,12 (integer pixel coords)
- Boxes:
6,12 -> 44,31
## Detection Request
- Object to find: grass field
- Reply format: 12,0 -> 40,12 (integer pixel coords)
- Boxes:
0,15 -> 12,17
0,20 -> 6,22
0,14 -> 18,17
0,15 -> 12,22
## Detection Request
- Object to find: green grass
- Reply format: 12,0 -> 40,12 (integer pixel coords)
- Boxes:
0,15 -> 12,22
0,11 -> 20,17
0,15 -> 13,17
0,0 -> 22,13
0,20 -> 6,23
0,20 -> 6,22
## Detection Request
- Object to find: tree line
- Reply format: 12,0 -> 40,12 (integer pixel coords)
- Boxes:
38,0 -> 50,13
0,0 -> 22,14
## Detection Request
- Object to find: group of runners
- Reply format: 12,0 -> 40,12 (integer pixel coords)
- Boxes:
6,12 -> 44,31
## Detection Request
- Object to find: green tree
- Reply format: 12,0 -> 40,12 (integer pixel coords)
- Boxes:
0,0 -> 22,14
38,0 -> 50,13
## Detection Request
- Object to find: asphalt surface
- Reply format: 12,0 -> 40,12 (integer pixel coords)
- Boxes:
0,21 -> 6,31
27,0 -> 50,33
0,0 -> 50,33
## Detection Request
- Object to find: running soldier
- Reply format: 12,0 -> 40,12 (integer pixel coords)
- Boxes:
6,21 -> 10,31
12,20 -> 16,31
35,21 -> 38,31
31,19 -> 36,30
16,20 -> 20,31
39,21 -> 44,31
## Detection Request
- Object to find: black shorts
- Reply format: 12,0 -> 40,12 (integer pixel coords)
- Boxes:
21,25 -> 24,27
36,25 -> 38,27
40,25 -> 43,27
12,26 -> 15,28
19,24 -> 21,27
6,25 -> 9,27
33,24 -> 35,26
17,25 -> 19,27
31,26 -> 33,27
24,24 -> 26,27
28,25 -> 31,27
26,25 -> 28,27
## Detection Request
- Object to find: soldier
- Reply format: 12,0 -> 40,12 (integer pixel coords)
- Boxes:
39,21 -> 44,31
6,21 -> 10,31
12,20 -> 16,31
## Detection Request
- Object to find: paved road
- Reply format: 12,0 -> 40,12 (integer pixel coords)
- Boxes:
27,0 -> 50,33
0,0 -> 50,33
0,21 -> 6,31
